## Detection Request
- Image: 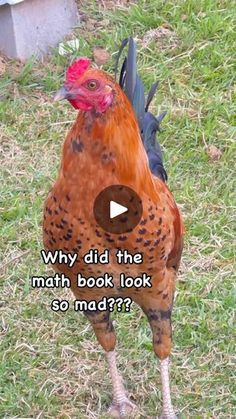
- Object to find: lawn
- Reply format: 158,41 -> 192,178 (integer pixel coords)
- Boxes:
0,0 -> 235,417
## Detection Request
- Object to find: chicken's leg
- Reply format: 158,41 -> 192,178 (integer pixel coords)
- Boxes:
135,268 -> 177,418
149,311 -> 177,419
159,357 -> 177,419
106,350 -> 136,417
84,310 -> 135,417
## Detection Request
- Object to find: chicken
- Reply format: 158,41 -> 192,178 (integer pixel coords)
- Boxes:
43,38 -> 184,418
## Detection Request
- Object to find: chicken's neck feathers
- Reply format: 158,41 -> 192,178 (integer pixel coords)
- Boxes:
61,90 -> 159,202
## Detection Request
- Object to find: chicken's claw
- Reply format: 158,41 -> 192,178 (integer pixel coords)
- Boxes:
159,413 -> 178,419
108,398 -> 137,418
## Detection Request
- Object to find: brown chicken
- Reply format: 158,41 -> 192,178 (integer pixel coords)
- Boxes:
43,38 -> 184,418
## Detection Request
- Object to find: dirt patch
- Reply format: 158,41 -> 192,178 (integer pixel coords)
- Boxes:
98,0 -> 136,9
141,26 -> 179,50
206,144 -> 222,161
93,47 -> 110,66
0,133 -> 23,165
0,55 -> 6,76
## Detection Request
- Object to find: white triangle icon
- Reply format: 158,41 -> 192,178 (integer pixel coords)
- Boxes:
110,200 -> 128,219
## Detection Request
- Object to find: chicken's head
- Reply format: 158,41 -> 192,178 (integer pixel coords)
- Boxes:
54,58 -> 114,113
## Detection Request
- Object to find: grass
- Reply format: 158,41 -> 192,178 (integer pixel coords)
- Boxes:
0,0 -> 235,417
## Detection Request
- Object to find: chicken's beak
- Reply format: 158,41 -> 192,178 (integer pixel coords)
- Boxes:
53,86 -> 70,101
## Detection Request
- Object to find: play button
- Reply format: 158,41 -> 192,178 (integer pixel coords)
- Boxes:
110,201 -> 128,219
93,185 -> 143,234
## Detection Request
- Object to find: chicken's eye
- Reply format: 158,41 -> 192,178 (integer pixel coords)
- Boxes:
87,80 -> 98,90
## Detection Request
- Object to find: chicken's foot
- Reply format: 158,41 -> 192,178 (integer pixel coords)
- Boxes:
159,357 -> 177,419
106,350 -> 136,417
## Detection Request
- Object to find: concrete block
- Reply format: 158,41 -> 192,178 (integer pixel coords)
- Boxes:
0,0 -> 79,60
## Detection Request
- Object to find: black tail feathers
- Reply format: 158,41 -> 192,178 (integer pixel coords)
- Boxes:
115,37 -> 167,182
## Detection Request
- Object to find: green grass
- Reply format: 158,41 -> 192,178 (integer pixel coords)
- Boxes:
0,0 -> 235,417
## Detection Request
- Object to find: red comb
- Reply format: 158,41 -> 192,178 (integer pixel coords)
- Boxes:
66,58 -> 91,83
